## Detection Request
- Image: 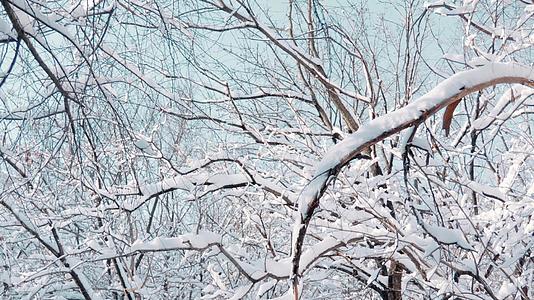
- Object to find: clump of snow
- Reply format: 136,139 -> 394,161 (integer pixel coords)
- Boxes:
496,281 -> 516,299
425,224 -> 474,251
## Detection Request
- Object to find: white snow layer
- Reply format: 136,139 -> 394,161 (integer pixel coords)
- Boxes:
298,62 -> 534,218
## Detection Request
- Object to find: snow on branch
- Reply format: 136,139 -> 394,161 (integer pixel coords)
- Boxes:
125,230 -> 363,286
109,170 -> 297,211
0,199 -> 102,300
130,231 -> 222,252
290,62 -> 534,297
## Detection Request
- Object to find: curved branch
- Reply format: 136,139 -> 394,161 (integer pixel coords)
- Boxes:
290,62 -> 534,298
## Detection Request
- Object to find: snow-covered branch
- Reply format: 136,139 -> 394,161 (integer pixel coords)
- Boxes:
290,62 -> 534,297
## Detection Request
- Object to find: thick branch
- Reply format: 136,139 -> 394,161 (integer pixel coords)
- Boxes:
290,62 -> 534,298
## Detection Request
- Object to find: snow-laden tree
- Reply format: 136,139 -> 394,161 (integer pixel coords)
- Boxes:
0,0 -> 533,299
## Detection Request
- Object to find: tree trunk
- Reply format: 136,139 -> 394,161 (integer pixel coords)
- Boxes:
387,260 -> 403,300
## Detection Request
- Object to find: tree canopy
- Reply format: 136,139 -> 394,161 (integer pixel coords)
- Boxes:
0,0 -> 533,299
